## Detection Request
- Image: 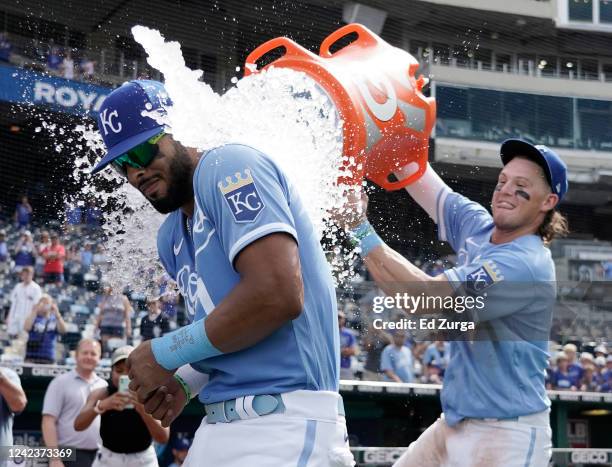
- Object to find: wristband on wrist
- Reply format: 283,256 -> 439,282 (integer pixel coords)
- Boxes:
349,220 -> 383,256
151,317 -> 222,370
173,374 -> 192,404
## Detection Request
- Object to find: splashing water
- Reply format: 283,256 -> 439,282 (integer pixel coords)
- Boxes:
72,25 -> 358,293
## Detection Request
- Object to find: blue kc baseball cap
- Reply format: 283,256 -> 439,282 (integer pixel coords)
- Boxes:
91,80 -> 171,174
500,139 -> 568,201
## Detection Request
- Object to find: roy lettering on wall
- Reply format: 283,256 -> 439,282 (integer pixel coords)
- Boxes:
33,81 -> 108,112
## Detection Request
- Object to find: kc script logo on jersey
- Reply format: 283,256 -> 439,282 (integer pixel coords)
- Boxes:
218,169 -> 265,222
465,260 -> 504,294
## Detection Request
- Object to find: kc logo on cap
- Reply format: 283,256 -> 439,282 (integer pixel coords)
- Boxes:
99,108 -> 122,135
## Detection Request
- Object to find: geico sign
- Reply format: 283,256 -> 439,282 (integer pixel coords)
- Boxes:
570,451 -> 609,464
363,449 -> 405,463
33,82 -> 107,111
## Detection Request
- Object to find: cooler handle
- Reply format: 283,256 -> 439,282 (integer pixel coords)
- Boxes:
319,23 -> 380,58
370,160 -> 428,191
245,37 -> 317,76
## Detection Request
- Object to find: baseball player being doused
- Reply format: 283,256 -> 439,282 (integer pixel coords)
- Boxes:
90,80 -> 355,467
342,139 -> 569,467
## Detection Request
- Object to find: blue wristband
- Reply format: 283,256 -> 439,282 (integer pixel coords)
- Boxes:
349,220 -> 383,257
151,318 -> 222,370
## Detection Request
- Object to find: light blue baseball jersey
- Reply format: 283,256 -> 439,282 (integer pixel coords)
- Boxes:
437,190 -> 555,426
157,144 -> 339,404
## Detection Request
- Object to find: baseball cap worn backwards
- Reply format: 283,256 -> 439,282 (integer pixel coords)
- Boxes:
91,80 -> 171,174
500,139 -> 568,201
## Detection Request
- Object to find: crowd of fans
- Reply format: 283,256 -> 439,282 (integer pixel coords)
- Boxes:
0,32 -> 97,82
0,201 -> 189,466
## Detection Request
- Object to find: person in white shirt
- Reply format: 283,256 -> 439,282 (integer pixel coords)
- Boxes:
61,51 -> 75,80
7,266 -> 41,338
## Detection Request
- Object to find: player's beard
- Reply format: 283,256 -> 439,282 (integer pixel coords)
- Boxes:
149,142 -> 195,214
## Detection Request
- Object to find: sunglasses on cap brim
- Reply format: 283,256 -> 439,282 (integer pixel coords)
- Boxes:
111,132 -> 165,177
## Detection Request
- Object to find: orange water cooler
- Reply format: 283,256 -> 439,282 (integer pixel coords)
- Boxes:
245,23 -> 436,191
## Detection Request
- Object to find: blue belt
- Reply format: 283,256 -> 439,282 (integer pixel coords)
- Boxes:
205,394 -> 345,424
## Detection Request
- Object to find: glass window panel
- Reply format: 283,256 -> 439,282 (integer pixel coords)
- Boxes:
536,96 -> 573,146
468,89 -> 503,141
600,0 -> 612,22
502,91 -> 537,140
568,0 -> 593,21
436,86 -> 469,138
577,98 -> 612,150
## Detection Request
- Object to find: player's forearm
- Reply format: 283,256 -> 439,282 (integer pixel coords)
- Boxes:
0,378 -> 27,412
395,163 -> 451,224
364,244 -> 454,312
364,243 -> 432,294
205,272 -> 303,353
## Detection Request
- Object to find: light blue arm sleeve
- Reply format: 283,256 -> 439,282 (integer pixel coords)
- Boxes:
194,144 -> 298,266
444,247 -> 536,322
440,192 -> 493,252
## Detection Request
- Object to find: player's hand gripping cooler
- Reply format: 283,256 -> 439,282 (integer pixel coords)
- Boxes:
245,23 -> 436,190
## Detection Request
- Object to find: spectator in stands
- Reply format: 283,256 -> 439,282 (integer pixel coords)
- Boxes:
47,46 -> 62,75
61,51 -> 75,80
580,364 -> 600,392
13,230 -> 36,274
80,243 -> 94,273
80,56 -> 96,81
158,274 -> 179,320
580,352 -> 595,373
41,232 -> 66,285
169,437 -> 191,467
339,310 -> 357,379
0,366 -> 27,452
65,202 -> 83,232
7,266 -> 42,339
74,346 -> 169,466
422,340 -> 451,372
0,33 -> 12,63
36,230 -> 51,276
84,200 -> 102,230
603,261 -> 612,279
42,339 -> 106,467
13,196 -> 32,229
550,351 -> 578,391
421,362 -> 444,385
24,294 -> 67,364
381,331 -> 414,383
563,343 -> 583,382
361,321 -> 391,381
594,345 -> 607,359
64,244 -> 82,284
0,230 -> 9,274
140,296 -> 170,341
601,356 -> 612,392
96,284 -> 132,354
